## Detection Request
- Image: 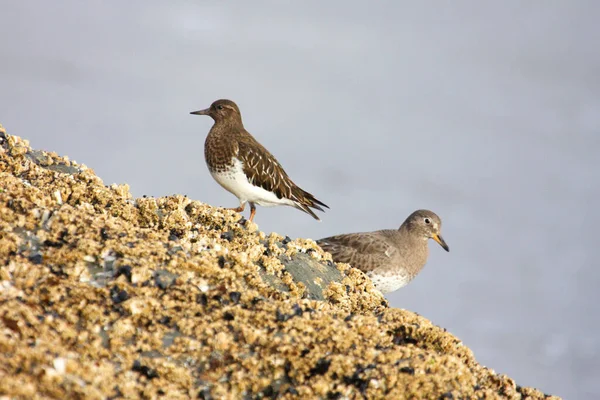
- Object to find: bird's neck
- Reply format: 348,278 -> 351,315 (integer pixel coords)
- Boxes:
212,119 -> 244,133
395,227 -> 429,268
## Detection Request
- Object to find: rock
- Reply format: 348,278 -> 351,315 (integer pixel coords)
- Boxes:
0,126 -> 559,399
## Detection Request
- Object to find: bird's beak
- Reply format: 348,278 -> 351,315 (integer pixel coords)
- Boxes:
190,108 -> 210,116
432,234 -> 450,252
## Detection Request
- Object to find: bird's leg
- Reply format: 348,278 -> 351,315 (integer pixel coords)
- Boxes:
227,202 -> 245,213
248,203 -> 257,222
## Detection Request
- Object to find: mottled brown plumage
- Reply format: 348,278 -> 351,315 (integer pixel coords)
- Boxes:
191,99 -> 328,222
317,210 -> 449,293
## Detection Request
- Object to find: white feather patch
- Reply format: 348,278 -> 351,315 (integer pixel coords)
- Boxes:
211,158 -> 296,207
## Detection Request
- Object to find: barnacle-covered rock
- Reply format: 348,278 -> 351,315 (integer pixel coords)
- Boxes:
0,124 -> 558,399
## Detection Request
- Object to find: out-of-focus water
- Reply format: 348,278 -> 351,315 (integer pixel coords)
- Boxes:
2,2 -> 599,398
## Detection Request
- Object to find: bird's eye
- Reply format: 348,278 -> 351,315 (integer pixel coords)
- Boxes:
216,105 -> 224,110
424,218 -> 431,224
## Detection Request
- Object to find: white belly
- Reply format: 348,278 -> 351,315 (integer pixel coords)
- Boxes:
367,271 -> 411,294
211,159 -> 296,207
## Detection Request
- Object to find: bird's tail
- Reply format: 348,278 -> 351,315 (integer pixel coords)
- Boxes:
290,187 -> 329,221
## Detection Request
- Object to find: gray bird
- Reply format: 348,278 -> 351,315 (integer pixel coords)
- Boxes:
317,210 -> 449,293
190,99 -> 328,222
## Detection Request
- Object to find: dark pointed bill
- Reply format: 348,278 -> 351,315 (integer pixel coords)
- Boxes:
190,108 -> 210,115
432,234 -> 450,252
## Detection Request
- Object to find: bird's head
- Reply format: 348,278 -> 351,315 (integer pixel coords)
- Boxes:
403,209 -> 449,252
190,99 -> 242,123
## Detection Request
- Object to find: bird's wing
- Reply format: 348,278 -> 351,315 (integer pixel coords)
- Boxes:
317,231 -> 397,272
237,135 -> 328,219
237,137 -> 295,199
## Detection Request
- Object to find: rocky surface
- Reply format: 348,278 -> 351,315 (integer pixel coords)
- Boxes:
0,124 -> 558,399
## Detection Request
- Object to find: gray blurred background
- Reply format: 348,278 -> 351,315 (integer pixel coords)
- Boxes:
2,1 -> 598,398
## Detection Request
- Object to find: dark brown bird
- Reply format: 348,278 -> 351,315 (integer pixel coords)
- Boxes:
317,210 -> 449,293
190,99 -> 328,222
